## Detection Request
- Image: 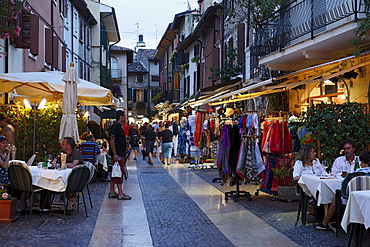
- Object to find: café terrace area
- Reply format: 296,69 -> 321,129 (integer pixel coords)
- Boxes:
0,153 -> 370,247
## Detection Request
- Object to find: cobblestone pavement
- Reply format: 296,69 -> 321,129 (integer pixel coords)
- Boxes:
1,157 -> 370,247
136,161 -> 234,247
0,181 -> 106,247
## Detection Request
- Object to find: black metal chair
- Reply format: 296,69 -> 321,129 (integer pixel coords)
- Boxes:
62,165 -> 90,217
84,161 -> 95,208
335,172 -> 367,236
8,161 -> 43,215
295,182 -> 308,225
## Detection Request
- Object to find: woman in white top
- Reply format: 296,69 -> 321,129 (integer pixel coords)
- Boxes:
293,144 -> 327,181
293,144 -> 328,225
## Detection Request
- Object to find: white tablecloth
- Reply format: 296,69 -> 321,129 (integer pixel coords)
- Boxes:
298,175 -> 343,205
29,166 -> 72,192
341,190 -> 370,233
97,151 -> 108,172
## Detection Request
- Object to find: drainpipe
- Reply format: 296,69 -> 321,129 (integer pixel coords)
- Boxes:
5,38 -> 9,103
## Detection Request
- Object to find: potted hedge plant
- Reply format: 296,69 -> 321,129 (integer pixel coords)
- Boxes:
272,160 -> 299,202
0,185 -> 17,223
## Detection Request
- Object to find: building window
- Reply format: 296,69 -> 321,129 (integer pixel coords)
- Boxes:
151,75 -> 159,82
137,76 -> 144,83
79,18 -> 84,42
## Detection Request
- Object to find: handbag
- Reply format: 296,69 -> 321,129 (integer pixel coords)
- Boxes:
111,161 -> 122,178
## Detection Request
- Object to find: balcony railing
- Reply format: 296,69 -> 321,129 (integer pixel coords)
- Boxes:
251,0 -> 368,57
111,69 -> 122,79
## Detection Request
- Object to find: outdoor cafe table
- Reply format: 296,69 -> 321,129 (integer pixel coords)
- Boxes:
29,166 -> 72,192
341,190 -> 370,246
97,151 -> 108,172
298,174 -> 343,206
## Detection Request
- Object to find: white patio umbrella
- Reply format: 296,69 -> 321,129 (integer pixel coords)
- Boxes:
59,63 -> 80,142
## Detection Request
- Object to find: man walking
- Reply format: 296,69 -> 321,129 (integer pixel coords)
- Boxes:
142,124 -> 156,165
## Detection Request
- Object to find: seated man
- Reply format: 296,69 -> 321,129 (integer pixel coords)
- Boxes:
60,137 -> 84,209
61,137 -> 84,168
331,139 -> 359,174
316,151 -> 370,231
80,134 -> 101,165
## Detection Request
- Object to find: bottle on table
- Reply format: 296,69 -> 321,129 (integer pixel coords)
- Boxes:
354,157 -> 360,171
42,152 -> 48,169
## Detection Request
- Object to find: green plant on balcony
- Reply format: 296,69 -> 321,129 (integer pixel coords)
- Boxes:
208,47 -> 242,82
180,63 -> 189,71
152,92 -> 164,102
190,55 -> 199,63
169,51 -> 177,62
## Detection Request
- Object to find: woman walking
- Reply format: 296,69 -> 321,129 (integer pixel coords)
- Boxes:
159,123 -> 173,165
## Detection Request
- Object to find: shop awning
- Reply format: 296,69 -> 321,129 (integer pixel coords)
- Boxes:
266,51 -> 370,90
200,78 -> 275,105
186,78 -> 242,106
0,71 -> 118,106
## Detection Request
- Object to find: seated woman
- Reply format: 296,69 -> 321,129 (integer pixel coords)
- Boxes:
293,144 -> 328,226
316,151 -> 370,231
0,136 -> 10,184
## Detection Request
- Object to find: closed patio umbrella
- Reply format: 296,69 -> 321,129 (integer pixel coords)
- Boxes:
59,63 -> 80,142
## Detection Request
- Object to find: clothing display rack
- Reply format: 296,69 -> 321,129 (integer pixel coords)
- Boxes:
225,175 -> 252,202
255,117 -> 292,201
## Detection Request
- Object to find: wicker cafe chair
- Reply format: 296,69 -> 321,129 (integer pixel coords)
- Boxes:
63,165 -> 90,217
8,161 -> 44,215
334,172 -> 367,236
83,161 -> 96,208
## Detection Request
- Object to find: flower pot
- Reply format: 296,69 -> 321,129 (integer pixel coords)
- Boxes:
0,199 -> 18,223
277,186 -> 300,202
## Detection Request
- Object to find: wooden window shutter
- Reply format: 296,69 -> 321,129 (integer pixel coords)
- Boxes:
53,36 -> 59,69
30,14 -> 39,55
133,89 -> 136,102
237,23 -> 245,63
14,11 -> 31,49
62,46 -> 66,72
45,28 -> 52,64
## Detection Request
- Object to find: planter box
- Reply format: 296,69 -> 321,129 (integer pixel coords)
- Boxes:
277,186 -> 300,202
0,199 -> 18,223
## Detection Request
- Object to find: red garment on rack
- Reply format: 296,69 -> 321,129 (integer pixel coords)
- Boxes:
193,112 -> 202,146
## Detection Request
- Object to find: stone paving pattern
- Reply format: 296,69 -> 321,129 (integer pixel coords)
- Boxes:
0,182 -> 106,247
1,156 -> 370,246
136,161 -> 234,247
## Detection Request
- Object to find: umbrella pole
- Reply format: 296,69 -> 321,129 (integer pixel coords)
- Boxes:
33,103 -> 36,154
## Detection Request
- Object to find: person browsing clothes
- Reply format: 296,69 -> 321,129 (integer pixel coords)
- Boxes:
331,139 -> 359,174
